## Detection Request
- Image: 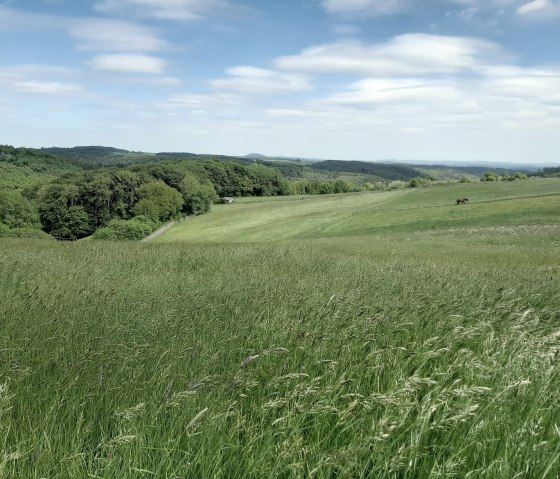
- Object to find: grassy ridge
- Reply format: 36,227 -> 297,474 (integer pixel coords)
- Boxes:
1,180 -> 560,477
157,178 -> 560,243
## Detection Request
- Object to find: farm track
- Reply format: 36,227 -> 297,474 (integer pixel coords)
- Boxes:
141,220 -> 178,242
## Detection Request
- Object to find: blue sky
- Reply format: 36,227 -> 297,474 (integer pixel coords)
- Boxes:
1,0 -> 559,163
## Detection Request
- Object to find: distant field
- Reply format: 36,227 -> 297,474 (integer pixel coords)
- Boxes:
157,178 -> 560,242
1,178 -> 560,478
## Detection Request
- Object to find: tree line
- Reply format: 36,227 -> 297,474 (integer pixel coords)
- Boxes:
0,158 -> 291,240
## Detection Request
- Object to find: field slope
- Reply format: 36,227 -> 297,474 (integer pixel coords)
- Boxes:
1,179 -> 560,478
157,178 -> 560,242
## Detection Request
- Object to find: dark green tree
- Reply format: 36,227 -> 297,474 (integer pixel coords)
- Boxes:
179,174 -> 217,215
49,206 -> 94,240
133,182 -> 184,223
0,190 -> 40,228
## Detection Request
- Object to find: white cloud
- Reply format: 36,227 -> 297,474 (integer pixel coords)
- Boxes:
0,65 -> 83,96
210,66 -> 312,95
320,0 -> 556,16
0,5 -> 62,30
482,65 -> 560,104
322,0 -> 405,15
68,19 -> 168,52
94,0 -> 249,20
276,34 -> 501,76
307,64 -> 560,135
156,93 -> 243,118
517,0 -> 559,15
0,64 -> 77,77
517,0 -> 548,12
324,78 -> 466,107
92,54 -> 167,74
13,80 -> 83,95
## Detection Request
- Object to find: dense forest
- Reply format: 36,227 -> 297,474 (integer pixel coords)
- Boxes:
0,146 -> 293,240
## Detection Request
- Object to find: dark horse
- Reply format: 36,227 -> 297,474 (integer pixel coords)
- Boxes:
456,198 -> 469,205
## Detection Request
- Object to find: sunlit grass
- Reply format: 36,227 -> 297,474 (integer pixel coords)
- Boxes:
156,178 -> 560,243
1,179 -> 560,477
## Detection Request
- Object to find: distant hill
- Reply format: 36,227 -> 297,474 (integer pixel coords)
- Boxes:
3,145 -> 548,187
244,153 -> 268,160
41,146 -> 129,159
40,146 -> 155,167
415,164 -> 533,181
311,160 -> 429,181
381,158 -> 545,171
0,145 -> 86,190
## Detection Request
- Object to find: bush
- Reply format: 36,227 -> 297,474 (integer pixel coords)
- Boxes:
92,216 -> 157,241
408,178 -> 430,188
480,172 -> 499,182
0,222 -> 51,238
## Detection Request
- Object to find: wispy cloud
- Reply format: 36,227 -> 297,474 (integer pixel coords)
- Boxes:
324,78 -> 466,108
13,80 -> 83,95
320,0 -> 557,16
210,67 -> 312,95
91,54 -> 167,74
322,0 -> 408,15
331,24 -> 362,35
0,65 -> 83,95
517,0 -> 559,15
0,5 -> 62,30
94,0 -> 251,20
68,19 -> 168,52
276,34 -> 502,76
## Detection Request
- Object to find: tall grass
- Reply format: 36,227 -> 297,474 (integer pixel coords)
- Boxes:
1,227 -> 559,477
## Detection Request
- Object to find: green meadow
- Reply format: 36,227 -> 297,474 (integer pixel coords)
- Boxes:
1,179 -> 560,478
156,178 -> 560,242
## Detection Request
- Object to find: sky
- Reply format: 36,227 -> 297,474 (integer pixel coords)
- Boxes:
1,0 -> 559,164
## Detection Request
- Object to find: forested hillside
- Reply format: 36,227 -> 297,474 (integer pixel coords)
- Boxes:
1,144 -> 546,241
0,146 -> 290,240
0,145 -> 86,189
311,160 -> 429,181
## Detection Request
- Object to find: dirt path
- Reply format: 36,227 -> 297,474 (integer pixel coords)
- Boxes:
141,221 -> 177,242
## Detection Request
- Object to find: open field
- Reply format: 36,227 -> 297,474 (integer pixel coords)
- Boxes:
1,179 -> 560,478
156,178 -> 560,243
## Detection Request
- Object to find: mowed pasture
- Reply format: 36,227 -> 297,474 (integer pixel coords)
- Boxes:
1,179 -> 560,478
156,178 -> 560,242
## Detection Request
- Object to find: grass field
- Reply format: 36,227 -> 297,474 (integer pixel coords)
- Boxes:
156,178 -> 560,242
1,179 -> 560,478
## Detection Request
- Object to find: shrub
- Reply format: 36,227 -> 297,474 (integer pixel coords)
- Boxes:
480,172 -> 499,182
0,222 -> 51,238
408,178 -> 430,188
92,216 -> 157,241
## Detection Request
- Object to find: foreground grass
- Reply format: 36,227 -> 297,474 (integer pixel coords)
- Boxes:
1,224 -> 560,477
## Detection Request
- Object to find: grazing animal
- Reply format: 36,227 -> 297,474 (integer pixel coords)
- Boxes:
456,198 -> 468,205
